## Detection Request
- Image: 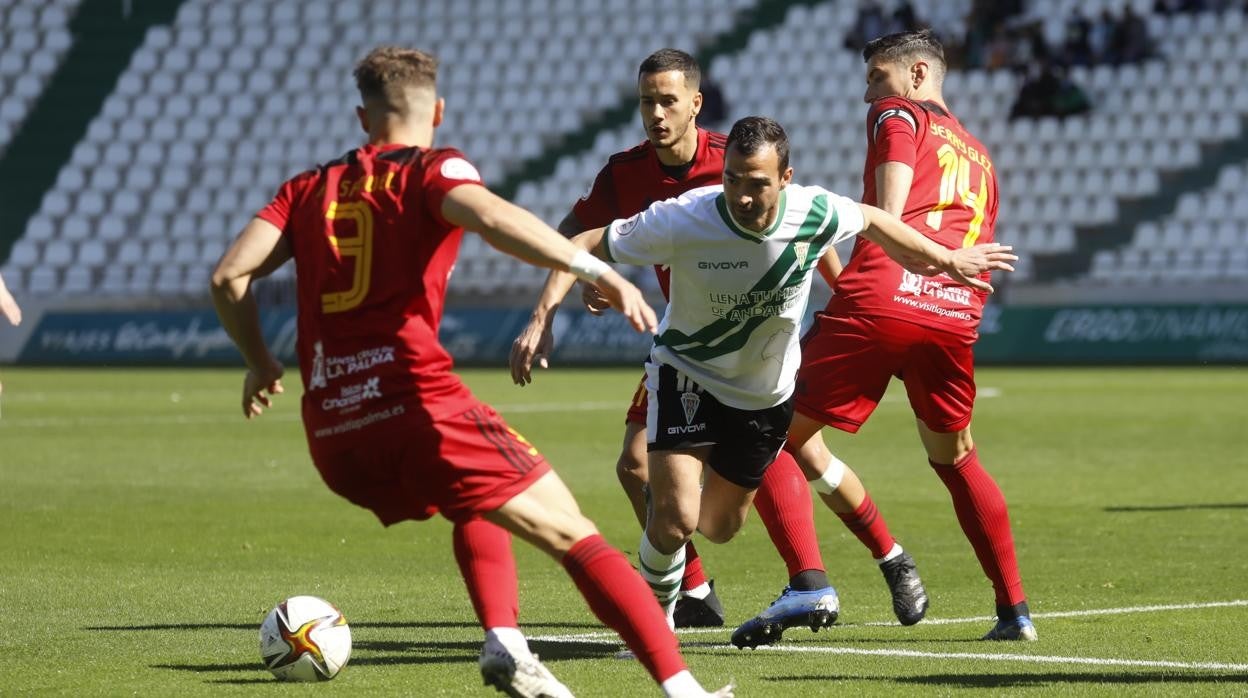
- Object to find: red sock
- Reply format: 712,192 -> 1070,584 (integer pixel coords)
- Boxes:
931,448 -> 1026,606
836,493 -> 897,559
452,517 -> 518,629
681,541 -> 707,590
754,450 -> 826,576
562,534 -> 686,684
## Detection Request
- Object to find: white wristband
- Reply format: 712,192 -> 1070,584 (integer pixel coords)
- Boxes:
568,249 -> 611,283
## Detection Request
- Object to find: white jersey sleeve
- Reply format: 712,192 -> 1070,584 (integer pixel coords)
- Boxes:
821,189 -> 868,246
602,195 -> 687,266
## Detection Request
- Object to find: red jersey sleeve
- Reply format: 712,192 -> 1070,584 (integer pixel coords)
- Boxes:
867,97 -> 920,169
569,165 -> 618,234
423,148 -> 486,228
256,174 -> 309,234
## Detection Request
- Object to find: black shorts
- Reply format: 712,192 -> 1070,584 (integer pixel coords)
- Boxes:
644,362 -> 794,490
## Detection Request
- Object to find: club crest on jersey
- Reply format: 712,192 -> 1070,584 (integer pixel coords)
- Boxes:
440,157 -> 481,182
794,242 -> 810,267
680,391 -> 701,425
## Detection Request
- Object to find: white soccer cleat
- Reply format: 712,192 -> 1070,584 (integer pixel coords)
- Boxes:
479,636 -> 575,698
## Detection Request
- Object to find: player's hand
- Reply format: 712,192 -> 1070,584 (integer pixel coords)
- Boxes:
593,270 -> 658,334
945,243 -> 1017,294
509,313 -> 556,386
0,282 -> 20,325
580,282 -> 612,316
242,360 -> 284,419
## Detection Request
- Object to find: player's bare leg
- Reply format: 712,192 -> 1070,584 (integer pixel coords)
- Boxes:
918,421 -> 1034,641
620,418 -> 721,627
638,449 -> 708,627
784,412 -> 929,626
487,471 -> 729,696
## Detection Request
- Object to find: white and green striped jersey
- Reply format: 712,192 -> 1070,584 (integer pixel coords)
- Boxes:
604,183 -> 866,410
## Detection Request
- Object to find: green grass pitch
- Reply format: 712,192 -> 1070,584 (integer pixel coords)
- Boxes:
1,366 -> 1246,695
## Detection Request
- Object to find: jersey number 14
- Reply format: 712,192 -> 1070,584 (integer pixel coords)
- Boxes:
925,143 -> 988,248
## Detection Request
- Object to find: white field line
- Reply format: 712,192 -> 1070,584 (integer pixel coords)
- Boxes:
528,599 -> 1248,672
0,386 -> 1004,427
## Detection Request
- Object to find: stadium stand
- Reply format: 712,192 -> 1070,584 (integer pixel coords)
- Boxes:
0,0 -> 1244,302
0,1 -> 78,156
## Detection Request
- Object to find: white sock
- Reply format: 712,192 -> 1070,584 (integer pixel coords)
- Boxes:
682,581 -> 711,600
639,532 -> 686,623
875,542 -> 904,564
485,627 -> 531,659
661,669 -> 702,697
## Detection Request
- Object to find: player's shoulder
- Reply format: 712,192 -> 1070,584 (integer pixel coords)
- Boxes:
671,183 -> 724,208
607,139 -> 656,167
867,96 -> 925,127
703,129 -> 728,150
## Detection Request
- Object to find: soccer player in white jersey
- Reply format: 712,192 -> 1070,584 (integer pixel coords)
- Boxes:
551,116 -> 1017,623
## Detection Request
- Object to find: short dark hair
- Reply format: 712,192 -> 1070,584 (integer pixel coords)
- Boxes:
354,46 -> 438,106
638,48 -> 701,88
863,29 -> 946,79
726,116 -> 790,172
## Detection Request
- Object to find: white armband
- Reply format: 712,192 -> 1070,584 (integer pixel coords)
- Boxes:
569,250 -> 611,283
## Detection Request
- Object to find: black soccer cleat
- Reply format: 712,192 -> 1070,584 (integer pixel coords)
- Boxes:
879,551 -> 929,626
673,579 -> 725,628
730,586 -> 838,649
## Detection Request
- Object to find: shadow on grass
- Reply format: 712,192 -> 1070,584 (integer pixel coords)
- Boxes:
152,639 -> 620,682
87,619 -> 602,632
766,672 -> 1248,686
1104,502 -> 1248,513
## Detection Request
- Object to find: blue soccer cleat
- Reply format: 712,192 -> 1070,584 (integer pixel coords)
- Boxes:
982,615 -> 1038,641
730,586 -> 839,649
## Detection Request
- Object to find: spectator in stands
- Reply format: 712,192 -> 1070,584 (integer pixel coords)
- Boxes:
698,73 -> 728,130
1062,9 -> 1094,66
0,272 -> 20,326
1089,9 -> 1117,64
1009,61 -> 1091,120
1113,6 -> 1154,64
844,0 -> 889,52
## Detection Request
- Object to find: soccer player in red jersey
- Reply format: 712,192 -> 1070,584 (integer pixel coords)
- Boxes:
787,30 -> 1036,641
509,50 -> 837,632
210,47 -> 733,697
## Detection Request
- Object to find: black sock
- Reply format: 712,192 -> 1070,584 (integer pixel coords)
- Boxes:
789,569 -> 830,591
997,600 -> 1030,621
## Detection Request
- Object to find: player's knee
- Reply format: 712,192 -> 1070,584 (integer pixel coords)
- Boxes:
541,513 -> 600,556
810,453 -> 847,495
698,515 -> 744,544
647,509 -> 697,549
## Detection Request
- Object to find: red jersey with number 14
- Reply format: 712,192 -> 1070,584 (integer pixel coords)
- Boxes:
256,144 -> 483,439
829,96 -> 999,338
572,128 -> 727,298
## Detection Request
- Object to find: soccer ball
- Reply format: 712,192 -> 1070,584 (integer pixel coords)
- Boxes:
259,595 -> 352,681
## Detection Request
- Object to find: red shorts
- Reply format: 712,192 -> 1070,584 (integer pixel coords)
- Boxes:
625,371 -> 648,425
795,313 -> 976,434
308,402 -> 550,526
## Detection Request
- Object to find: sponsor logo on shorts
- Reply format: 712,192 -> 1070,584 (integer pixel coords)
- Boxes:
321,376 -> 383,411
666,422 -> 708,435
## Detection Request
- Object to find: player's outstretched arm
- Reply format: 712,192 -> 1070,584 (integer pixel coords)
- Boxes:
211,217 -> 290,418
442,186 -> 657,338
857,204 -> 1016,293
0,272 -> 21,326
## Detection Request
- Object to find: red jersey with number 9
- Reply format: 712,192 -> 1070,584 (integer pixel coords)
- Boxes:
828,96 -> 999,338
256,144 -> 481,438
